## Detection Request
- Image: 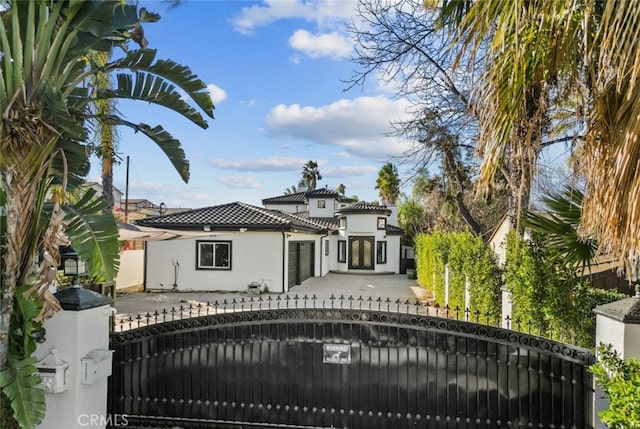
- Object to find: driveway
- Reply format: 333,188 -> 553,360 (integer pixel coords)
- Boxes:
113,272 -> 429,320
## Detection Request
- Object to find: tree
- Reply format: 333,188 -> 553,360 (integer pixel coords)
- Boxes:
336,183 -> 346,195
302,160 -> 322,190
0,2 -> 213,427
429,0 -> 640,264
375,162 -> 400,205
522,186 -> 598,274
283,184 -> 298,195
347,0 -> 522,234
92,49 -> 120,212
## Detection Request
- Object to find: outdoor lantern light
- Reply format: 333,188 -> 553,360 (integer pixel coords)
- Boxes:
629,254 -> 640,298
60,247 -> 86,285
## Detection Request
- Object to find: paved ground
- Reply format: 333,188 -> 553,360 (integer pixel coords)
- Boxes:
113,272 -> 430,319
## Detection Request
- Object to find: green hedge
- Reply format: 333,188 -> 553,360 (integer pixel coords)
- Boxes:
504,231 -> 627,348
415,230 -> 501,321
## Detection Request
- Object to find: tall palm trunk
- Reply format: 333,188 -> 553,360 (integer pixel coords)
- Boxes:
94,50 -> 117,213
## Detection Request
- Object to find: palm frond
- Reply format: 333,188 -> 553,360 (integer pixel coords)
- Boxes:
99,71 -> 209,128
60,188 -> 120,282
522,186 -> 598,271
104,49 -> 214,119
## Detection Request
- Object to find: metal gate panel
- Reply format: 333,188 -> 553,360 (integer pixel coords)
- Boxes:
288,243 -> 299,288
299,241 -> 314,283
109,305 -> 594,429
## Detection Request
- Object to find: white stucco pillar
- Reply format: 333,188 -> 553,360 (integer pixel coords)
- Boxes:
35,287 -> 114,429
592,292 -> 640,429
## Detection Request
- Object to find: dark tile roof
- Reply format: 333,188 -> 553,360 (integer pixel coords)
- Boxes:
289,212 -> 339,230
306,188 -> 339,198
262,192 -> 307,204
136,202 -> 326,233
335,202 -> 392,215
385,224 -> 404,235
262,187 -> 353,205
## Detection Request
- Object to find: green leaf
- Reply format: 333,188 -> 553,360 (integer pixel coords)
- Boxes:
0,356 -> 45,429
100,117 -> 190,182
105,49 -> 214,119
60,188 -> 120,282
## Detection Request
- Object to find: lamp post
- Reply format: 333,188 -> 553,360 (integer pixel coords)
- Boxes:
630,255 -> 640,298
60,247 -> 86,287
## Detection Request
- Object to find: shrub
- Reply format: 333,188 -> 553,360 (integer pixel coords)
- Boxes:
415,230 -> 501,321
591,344 -> 640,428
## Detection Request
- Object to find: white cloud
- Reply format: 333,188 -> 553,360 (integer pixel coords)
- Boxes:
289,30 -> 352,59
209,156 -> 312,171
232,0 -> 357,35
322,165 -> 378,177
207,83 -> 227,104
265,96 -> 412,159
289,54 -> 302,65
217,175 -> 263,189
332,151 -> 351,158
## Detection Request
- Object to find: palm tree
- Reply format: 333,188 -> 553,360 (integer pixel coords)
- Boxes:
92,49 -> 119,212
375,163 -> 400,205
0,2 -> 213,427
302,160 -> 322,190
522,186 -> 598,274
284,184 -> 298,195
429,0 -> 640,264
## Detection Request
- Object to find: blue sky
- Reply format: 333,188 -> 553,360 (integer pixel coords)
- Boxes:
97,0 -> 413,209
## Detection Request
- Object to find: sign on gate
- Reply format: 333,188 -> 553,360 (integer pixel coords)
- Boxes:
322,343 -> 351,364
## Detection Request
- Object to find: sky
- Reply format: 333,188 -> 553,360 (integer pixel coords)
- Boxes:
97,0 -> 414,209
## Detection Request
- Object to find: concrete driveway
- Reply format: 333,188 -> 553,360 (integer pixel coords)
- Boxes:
113,272 -> 429,319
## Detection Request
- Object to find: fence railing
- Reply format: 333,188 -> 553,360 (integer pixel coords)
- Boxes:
110,293 -> 579,345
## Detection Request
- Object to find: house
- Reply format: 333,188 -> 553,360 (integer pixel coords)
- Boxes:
135,189 -> 404,293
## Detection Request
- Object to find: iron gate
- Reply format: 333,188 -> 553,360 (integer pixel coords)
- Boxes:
108,296 -> 595,428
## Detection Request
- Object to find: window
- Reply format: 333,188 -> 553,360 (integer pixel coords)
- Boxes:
339,217 -> 347,229
338,240 -> 346,262
377,217 -> 387,230
197,240 -> 231,270
325,240 -> 329,256
317,200 -> 326,208
377,241 -> 387,264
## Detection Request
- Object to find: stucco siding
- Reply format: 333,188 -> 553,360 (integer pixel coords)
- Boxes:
115,249 -> 144,290
145,232 -> 285,293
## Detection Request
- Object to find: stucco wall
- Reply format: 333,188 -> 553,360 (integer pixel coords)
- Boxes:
145,231 -> 286,293
263,203 -> 305,213
115,249 -> 144,290
330,213 -> 400,273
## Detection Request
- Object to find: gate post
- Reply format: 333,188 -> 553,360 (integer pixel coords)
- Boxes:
593,290 -> 640,428
35,287 -> 113,429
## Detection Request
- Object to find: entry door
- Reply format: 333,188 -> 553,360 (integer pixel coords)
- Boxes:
348,236 -> 374,270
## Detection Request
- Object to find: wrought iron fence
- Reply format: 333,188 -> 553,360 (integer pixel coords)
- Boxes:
111,293 -> 581,345
108,294 -> 595,429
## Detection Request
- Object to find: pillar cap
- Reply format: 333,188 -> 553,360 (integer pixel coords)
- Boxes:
54,286 -> 113,311
593,296 -> 640,324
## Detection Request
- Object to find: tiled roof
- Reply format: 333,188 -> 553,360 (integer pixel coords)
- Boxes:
136,202 -> 326,232
385,224 -> 404,235
262,187 -> 353,205
288,212 -> 339,230
262,192 -> 307,204
306,188 -> 339,198
335,202 -> 392,215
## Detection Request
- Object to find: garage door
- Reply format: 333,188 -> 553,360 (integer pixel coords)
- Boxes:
288,241 -> 314,289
